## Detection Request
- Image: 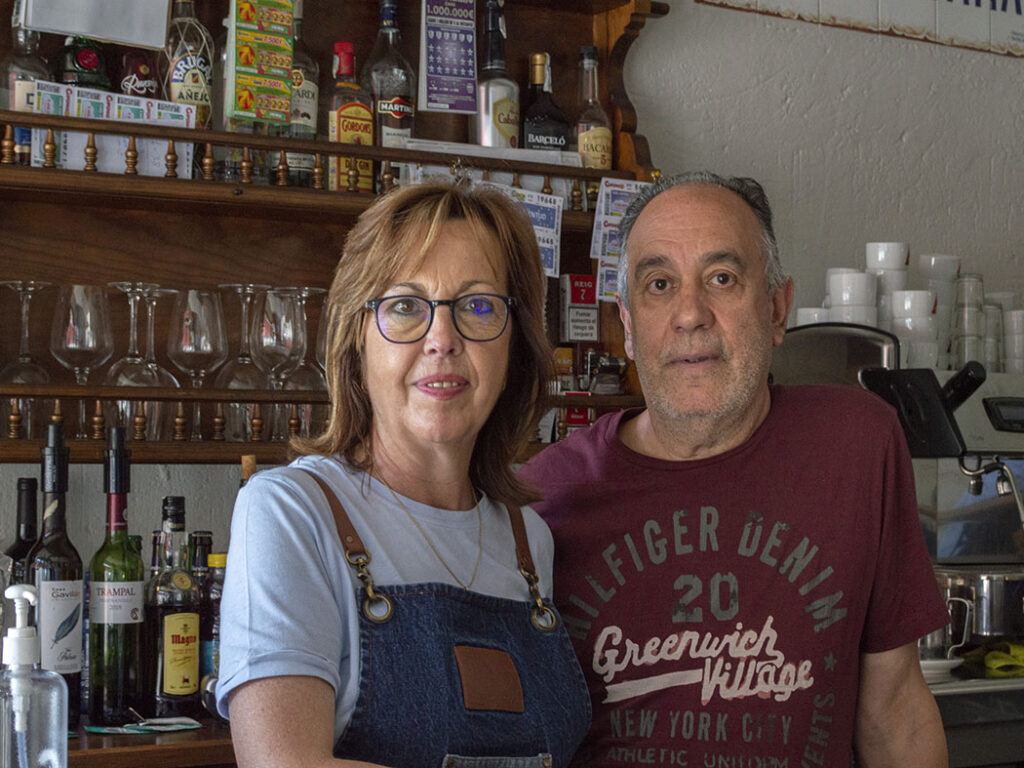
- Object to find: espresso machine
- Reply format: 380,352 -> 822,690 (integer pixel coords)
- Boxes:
771,324 -> 1024,767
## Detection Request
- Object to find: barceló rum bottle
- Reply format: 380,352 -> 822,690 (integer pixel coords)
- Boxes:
88,427 -> 145,725
521,52 -> 570,152
142,496 -> 201,718
27,423 -> 83,729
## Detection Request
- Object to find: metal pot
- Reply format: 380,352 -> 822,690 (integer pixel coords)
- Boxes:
934,566 -> 1024,640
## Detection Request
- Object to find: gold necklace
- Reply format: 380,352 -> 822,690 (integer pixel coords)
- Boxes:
378,474 -> 483,591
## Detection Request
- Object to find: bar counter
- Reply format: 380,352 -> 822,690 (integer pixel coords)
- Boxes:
69,720 -> 235,768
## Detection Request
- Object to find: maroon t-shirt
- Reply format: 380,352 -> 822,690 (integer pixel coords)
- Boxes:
520,385 -> 948,768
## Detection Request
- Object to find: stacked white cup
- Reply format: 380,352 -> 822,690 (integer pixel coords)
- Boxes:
982,303 -> 1004,372
892,290 -> 938,367
999,293 -> 1024,373
952,273 -> 985,369
827,269 -> 877,325
918,254 -> 961,369
865,243 -> 909,332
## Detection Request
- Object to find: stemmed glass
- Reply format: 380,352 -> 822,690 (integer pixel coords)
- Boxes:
251,288 -> 306,441
104,282 -> 161,432
142,287 -> 181,440
0,281 -> 51,439
214,283 -> 271,442
315,291 -> 329,375
283,287 -> 327,438
167,289 -> 228,441
49,284 -> 114,439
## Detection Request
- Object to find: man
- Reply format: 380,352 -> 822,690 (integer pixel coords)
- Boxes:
521,172 -> 949,767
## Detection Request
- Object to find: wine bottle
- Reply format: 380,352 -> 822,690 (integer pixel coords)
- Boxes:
142,497 -> 201,718
27,423 -> 83,729
88,427 -> 145,725
474,0 -> 519,148
574,45 -> 612,206
521,52 -> 570,152
327,41 -> 374,193
4,478 -> 38,585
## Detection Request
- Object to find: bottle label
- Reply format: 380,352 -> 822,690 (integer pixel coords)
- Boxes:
169,52 -> 212,127
90,581 -> 144,624
38,579 -> 84,674
290,70 -> 318,132
578,125 -> 613,169
491,96 -> 519,148
162,612 -> 200,695
10,80 -> 36,155
76,48 -> 99,71
524,130 -> 567,150
376,96 -> 414,148
329,101 -> 373,192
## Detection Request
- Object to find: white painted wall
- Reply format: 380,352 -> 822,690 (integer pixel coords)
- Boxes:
624,0 -> 1024,313
3,1 -> 1023,559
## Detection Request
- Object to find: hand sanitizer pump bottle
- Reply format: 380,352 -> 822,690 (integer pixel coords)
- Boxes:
1,584 -> 69,768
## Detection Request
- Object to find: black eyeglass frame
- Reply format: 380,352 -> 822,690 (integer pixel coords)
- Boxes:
364,293 -> 517,344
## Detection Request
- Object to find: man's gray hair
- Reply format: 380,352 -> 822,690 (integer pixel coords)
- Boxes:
617,171 -> 787,308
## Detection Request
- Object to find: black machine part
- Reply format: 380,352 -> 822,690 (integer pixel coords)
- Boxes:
858,362 -> 987,458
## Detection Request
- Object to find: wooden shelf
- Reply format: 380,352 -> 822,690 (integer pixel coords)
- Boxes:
70,720 -> 234,768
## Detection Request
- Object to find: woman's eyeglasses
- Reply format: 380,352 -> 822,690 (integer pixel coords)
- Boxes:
365,293 -> 515,343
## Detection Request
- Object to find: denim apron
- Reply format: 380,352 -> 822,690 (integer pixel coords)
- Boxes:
303,471 -> 591,768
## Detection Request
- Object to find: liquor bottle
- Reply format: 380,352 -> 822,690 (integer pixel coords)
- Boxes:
2,19 -> 48,166
54,36 -> 111,90
198,552 -> 226,718
4,478 -> 38,585
272,0 -> 319,187
26,423 -> 83,729
474,0 -> 519,148
361,0 -> 416,187
149,530 -> 161,580
88,427 -> 145,725
521,52 -> 570,152
211,19 -> 267,183
160,0 -> 215,129
327,41 -> 373,193
574,45 -> 612,206
118,47 -> 159,97
188,530 -> 212,582
142,496 -> 201,718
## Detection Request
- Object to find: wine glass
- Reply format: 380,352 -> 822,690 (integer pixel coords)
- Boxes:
251,288 -> 306,440
0,280 -> 51,439
214,283 -> 271,442
315,291 -> 329,375
283,287 -> 327,438
104,282 -> 161,433
142,287 -> 181,440
167,289 -> 228,441
49,284 -> 114,439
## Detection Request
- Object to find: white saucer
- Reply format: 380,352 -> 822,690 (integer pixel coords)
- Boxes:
920,658 -> 964,684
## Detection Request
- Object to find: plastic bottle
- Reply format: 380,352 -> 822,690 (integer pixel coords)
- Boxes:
1,584 -> 68,768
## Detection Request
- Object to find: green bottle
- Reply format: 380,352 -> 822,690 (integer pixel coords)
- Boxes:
88,427 -> 145,725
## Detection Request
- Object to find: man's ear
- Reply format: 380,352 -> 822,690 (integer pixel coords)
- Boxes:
770,278 -> 795,348
616,294 -> 635,360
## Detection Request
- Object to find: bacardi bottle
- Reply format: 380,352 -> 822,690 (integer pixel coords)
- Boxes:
160,0 -> 214,129
327,41 -> 373,193
272,0 -> 318,186
574,45 -> 612,206
2,19 -> 48,165
521,52 -> 570,152
361,0 -> 415,187
88,427 -> 145,725
141,497 -> 201,718
474,0 -> 518,148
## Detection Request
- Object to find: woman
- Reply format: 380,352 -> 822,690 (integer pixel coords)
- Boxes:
216,179 -> 591,768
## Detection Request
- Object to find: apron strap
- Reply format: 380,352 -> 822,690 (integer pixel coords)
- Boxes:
506,505 -> 558,632
300,468 -> 394,623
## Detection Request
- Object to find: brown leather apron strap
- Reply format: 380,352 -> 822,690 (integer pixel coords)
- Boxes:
300,469 -> 368,559
506,505 -> 536,580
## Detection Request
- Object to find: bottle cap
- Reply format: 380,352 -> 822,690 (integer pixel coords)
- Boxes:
162,495 -> 186,524
104,426 -> 131,494
16,477 -> 37,494
580,45 -> 598,60
334,41 -> 354,76
41,423 -> 68,494
208,553 -> 227,568
3,584 -> 40,667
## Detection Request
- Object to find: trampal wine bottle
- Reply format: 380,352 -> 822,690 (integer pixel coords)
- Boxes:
27,423 -> 83,729
88,427 -> 145,725
142,496 -> 201,718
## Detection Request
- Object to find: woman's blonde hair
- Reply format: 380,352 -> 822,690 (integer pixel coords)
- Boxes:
293,178 -> 553,506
